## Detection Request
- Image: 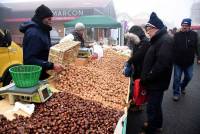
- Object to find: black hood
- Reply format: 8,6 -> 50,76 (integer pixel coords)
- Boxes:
19,21 -> 38,33
30,4 -> 53,32
129,25 -> 146,40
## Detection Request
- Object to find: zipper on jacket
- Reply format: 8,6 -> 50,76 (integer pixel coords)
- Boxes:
185,31 -> 191,48
185,32 -> 188,48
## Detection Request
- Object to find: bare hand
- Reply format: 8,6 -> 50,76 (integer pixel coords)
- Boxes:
53,64 -> 63,73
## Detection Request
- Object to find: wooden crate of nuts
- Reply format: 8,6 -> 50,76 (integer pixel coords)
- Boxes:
48,41 -> 80,66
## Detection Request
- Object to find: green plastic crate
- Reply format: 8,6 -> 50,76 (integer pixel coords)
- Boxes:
9,65 -> 42,88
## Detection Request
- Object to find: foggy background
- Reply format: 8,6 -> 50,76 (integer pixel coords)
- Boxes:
1,0 -> 200,28
0,0 -> 200,46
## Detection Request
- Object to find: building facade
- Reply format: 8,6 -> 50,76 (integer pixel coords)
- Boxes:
191,2 -> 200,24
1,0 -> 118,45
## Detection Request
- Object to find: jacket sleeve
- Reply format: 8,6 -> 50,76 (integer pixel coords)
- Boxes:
195,32 -> 200,60
23,32 -> 54,70
142,38 -> 173,83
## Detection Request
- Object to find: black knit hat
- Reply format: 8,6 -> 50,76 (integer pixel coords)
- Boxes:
146,12 -> 164,29
34,4 -> 53,20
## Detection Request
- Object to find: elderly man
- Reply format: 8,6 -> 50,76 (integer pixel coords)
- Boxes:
172,18 -> 200,101
60,22 -> 86,47
20,4 -> 63,80
140,12 -> 174,134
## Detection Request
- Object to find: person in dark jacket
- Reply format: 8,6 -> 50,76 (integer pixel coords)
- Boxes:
72,22 -> 85,47
125,26 -> 150,106
172,18 -> 200,101
20,4 -> 63,80
127,26 -> 150,81
140,12 -> 173,134
60,22 -> 86,47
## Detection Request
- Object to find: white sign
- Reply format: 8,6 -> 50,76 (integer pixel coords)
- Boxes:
52,9 -> 84,17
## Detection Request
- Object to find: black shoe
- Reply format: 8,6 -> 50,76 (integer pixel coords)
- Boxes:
181,89 -> 186,95
173,95 -> 180,101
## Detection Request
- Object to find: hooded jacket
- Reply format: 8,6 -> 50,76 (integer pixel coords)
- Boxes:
19,21 -> 53,80
141,28 -> 173,91
127,26 -> 150,80
72,31 -> 85,47
173,30 -> 199,67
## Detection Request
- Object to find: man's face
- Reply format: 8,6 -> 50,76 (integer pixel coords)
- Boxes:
77,29 -> 85,36
42,17 -> 53,27
145,26 -> 158,38
181,24 -> 190,32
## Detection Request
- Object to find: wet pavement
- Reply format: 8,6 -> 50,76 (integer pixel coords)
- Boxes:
126,63 -> 200,134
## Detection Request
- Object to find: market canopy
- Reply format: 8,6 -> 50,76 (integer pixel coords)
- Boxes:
64,15 -> 121,28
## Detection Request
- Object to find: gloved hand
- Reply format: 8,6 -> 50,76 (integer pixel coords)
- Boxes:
122,62 -> 134,77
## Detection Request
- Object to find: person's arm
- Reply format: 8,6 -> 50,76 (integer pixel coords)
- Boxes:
195,32 -> 200,64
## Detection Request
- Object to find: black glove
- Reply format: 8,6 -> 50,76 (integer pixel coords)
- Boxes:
122,62 -> 134,77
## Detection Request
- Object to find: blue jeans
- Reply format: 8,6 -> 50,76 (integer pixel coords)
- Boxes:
173,64 -> 193,96
147,90 -> 164,134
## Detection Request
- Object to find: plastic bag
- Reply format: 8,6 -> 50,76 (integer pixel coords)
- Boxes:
114,113 -> 127,134
59,34 -> 74,43
13,102 -> 35,115
93,43 -> 104,60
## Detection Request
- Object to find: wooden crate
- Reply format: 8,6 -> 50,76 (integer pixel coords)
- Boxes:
48,41 -> 80,66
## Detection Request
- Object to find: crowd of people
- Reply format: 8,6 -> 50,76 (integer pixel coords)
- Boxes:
125,11 -> 199,134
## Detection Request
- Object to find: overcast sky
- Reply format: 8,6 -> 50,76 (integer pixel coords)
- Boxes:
113,0 -> 197,27
1,0 -> 197,27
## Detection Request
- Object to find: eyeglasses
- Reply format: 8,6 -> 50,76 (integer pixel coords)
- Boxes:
181,24 -> 190,28
145,26 -> 155,32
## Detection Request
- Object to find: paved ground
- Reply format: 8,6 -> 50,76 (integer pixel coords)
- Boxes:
126,63 -> 200,134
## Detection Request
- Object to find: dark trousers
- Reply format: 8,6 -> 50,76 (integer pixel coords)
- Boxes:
146,90 -> 164,134
128,77 -> 134,100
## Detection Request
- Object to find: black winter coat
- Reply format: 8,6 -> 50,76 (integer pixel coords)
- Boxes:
173,30 -> 199,67
72,31 -> 85,47
19,21 -> 54,80
127,38 -> 150,80
141,28 -> 173,91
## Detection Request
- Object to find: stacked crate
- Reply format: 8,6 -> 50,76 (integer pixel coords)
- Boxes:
48,41 -> 80,66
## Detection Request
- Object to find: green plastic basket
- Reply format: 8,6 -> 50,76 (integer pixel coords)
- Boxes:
9,65 -> 42,88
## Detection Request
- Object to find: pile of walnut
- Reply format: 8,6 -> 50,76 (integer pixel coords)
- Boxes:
55,49 -> 129,110
0,92 -> 123,134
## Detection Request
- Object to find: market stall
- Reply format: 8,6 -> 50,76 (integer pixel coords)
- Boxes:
0,44 -> 130,133
64,15 -> 122,45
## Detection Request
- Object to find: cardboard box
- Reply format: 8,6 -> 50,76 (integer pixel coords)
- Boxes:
48,41 -> 80,66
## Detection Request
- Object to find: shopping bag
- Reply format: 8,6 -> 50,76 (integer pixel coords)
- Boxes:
133,79 -> 148,106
